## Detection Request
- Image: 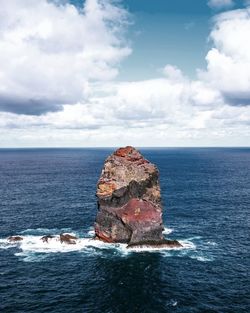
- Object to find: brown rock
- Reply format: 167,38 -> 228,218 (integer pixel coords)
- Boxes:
41,235 -> 54,243
94,146 -> 180,247
8,236 -> 23,242
59,233 -> 77,244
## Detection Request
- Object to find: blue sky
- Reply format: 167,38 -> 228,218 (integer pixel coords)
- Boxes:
0,0 -> 249,147
69,0 -> 246,80
111,0 -> 212,79
118,0 -> 247,80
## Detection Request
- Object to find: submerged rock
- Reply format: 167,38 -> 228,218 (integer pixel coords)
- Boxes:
7,236 -> 23,242
94,146 -> 181,247
41,235 -> 54,243
59,233 -> 77,244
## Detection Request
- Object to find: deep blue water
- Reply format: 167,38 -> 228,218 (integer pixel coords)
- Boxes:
0,148 -> 249,313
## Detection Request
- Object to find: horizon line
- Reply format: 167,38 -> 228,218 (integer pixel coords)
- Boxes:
0,146 -> 249,149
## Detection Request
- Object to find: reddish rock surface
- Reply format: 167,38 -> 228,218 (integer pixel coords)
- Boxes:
94,146 -> 181,247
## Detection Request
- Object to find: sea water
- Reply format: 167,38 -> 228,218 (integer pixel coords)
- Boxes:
0,148 -> 249,312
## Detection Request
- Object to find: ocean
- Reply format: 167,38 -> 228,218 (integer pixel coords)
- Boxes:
0,148 -> 249,313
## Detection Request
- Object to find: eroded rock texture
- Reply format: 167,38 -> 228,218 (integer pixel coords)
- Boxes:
94,146 -> 180,247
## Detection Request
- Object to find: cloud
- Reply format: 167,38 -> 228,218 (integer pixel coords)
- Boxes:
208,0 -> 235,9
1,96 -> 249,147
0,4 -> 249,147
0,0 -> 131,115
0,76 -> 227,133
199,8 -> 250,105
0,95 -> 66,116
163,65 -> 186,82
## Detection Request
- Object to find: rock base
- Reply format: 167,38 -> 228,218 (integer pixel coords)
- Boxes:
127,239 -> 182,249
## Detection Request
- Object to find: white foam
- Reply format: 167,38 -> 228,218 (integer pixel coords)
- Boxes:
162,227 -> 173,235
207,241 -> 217,246
87,229 -> 95,237
128,239 -> 195,253
196,256 -> 212,262
0,238 -> 13,250
189,254 -> 214,262
20,228 -> 74,235
179,239 -> 196,249
1,228 -> 214,262
17,235 -> 102,253
1,234 -> 194,255
0,234 -> 127,255
15,251 -> 50,263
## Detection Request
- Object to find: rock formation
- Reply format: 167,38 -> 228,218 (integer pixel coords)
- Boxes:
59,233 -> 77,244
94,146 -> 182,248
8,236 -> 23,242
41,235 -> 54,243
7,234 -> 80,245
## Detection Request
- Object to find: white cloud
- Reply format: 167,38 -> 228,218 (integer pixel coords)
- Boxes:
163,65 -> 186,82
0,3 -> 249,147
199,8 -> 250,105
0,0 -> 131,115
2,73 -> 247,146
208,0 -> 235,9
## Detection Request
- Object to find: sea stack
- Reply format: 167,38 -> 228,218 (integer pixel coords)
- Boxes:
94,146 -> 182,248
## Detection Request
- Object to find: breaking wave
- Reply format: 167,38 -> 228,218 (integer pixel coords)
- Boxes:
0,227 -> 215,262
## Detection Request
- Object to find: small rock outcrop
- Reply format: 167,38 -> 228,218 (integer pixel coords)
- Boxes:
59,233 -> 77,244
94,146 -> 181,248
41,235 -> 54,243
8,236 -> 23,242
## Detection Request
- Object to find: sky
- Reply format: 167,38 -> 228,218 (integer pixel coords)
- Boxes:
0,0 -> 249,147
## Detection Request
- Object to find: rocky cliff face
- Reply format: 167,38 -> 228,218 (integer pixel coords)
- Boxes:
94,146 -> 181,248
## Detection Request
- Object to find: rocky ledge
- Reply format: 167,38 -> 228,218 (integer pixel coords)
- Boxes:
94,146 -> 182,248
